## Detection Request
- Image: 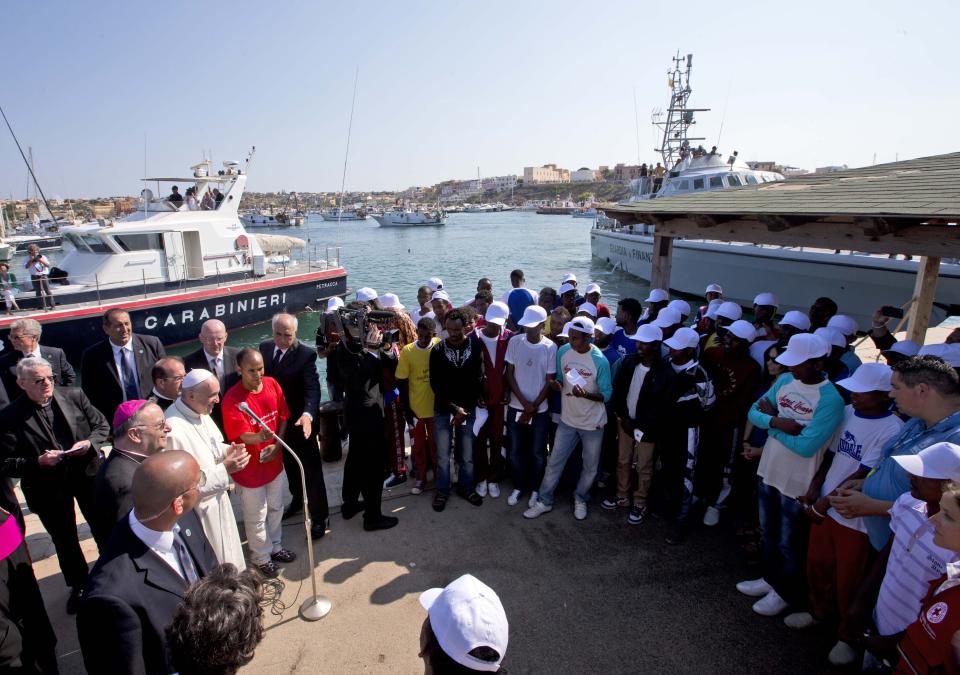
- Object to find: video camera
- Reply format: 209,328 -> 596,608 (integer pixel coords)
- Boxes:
317,303 -> 399,353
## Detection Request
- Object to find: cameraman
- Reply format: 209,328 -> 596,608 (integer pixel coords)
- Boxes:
335,314 -> 400,532
23,244 -> 54,311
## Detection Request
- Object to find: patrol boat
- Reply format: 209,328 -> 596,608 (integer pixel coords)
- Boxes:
0,150 -> 347,363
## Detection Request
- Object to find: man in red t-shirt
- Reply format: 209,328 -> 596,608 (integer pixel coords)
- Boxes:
222,348 -> 296,578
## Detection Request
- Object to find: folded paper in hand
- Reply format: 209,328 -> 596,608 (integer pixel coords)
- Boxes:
565,369 -> 587,389
473,408 -> 489,435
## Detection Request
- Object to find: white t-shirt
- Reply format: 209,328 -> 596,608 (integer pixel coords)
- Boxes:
505,336 -> 556,413
821,407 -> 904,533
410,308 -> 436,326
625,363 -> 650,420
477,331 -> 499,363
557,346 -> 607,430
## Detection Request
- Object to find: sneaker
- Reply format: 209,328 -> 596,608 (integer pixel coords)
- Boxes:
827,640 -> 857,666
270,548 -> 297,563
411,480 -> 424,495
507,489 -> 521,506
527,491 -> 539,509
574,500 -> 588,520
627,504 -> 647,525
488,482 -> 500,498
523,500 -> 552,519
703,505 -> 720,527
736,578 -> 773,597
602,496 -> 629,510
383,473 -> 407,489
783,612 -> 818,630
752,589 -> 789,616
475,481 -> 488,497
257,561 -> 281,579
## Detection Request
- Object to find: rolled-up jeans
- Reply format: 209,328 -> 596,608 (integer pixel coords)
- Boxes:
506,407 -> 548,494
433,412 -> 476,496
758,477 -> 808,606
537,420 -> 603,507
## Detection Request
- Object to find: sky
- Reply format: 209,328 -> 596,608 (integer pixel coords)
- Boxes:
1,0 -> 957,198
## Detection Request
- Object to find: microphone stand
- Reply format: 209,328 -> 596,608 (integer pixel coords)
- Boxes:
238,403 -> 332,621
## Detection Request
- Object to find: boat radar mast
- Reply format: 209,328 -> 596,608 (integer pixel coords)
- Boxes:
651,53 -> 710,170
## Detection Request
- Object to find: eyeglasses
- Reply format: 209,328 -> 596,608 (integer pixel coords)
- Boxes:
135,420 -> 169,431
31,376 -> 55,385
162,375 -> 185,382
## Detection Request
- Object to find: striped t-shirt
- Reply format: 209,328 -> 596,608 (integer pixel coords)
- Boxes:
874,494 -> 958,636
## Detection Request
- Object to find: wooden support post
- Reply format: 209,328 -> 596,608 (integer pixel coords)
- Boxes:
907,256 -> 941,344
650,234 -> 674,291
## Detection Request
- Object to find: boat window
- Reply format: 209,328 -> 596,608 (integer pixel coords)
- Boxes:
745,175 -> 758,185
676,180 -> 690,191
65,233 -> 91,252
113,233 -> 162,252
709,176 -> 724,188
727,174 -> 743,187
79,234 -> 113,254
693,178 -> 705,190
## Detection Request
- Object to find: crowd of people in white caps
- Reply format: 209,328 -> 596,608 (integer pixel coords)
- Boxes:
5,266 -> 960,673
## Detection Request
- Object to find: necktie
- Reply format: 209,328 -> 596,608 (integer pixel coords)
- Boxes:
121,348 -> 139,402
209,357 -> 223,390
272,348 -> 283,372
173,534 -> 200,584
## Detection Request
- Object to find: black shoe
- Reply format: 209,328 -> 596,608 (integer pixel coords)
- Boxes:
282,502 -> 304,520
257,561 -> 281,578
66,587 -> 84,615
342,501 -> 363,520
665,521 -> 686,546
311,518 -> 329,539
459,490 -> 483,506
363,515 -> 399,531
432,493 -> 448,512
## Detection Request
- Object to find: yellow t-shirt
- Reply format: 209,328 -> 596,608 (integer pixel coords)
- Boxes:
395,338 -> 440,419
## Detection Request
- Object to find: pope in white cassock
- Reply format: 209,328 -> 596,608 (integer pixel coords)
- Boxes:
164,368 -> 250,569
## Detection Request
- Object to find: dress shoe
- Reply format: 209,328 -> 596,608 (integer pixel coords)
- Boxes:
282,502 -> 304,520
341,501 -> 363,520
311,520 -> 329,539
363,515 -> 399,531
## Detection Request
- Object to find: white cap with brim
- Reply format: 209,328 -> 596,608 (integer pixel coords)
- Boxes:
828,314 -> 859,337
579,302 -> 598,317
814,327 -> 846,349
558,323 -> 571,338
668,299 -> 691,317
919,343 -> 960,367
704,298 -> 724,320
652,306 -> 682,329
716,301 -> 743,321
377,293 -> 404,310
664,327 -> 700,351
558,283 -> 577,296
753,292 -> 778,308
630,324 -> 663,343
883,340 -> 921,358
595,317 -> 618,335
584,282 -> 601,295
562,273 -> 577,284
484,301 -> 510,326
518,305 -> 548,327
567,317 -> 595,335
356,287 -> 378,302
326,297 -> 345,313
431,290 -> 450,302
727,320 -> 757,342
427,277 -> 444,291
775,333 -> 829,367
705,283 -> 723,294
779,310 -> 811,331
893,442 -> 960,481
644,288 -> 669,303
420,574 -> 508,673
835,362 -> 894,393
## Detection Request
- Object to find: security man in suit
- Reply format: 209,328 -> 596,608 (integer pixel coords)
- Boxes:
78,450 -> 218,675
0,318 -> 76,398
182,319 -> 239,431
0,356 -> 109,614
259,312 -> 329,538
80,308 -> 166,421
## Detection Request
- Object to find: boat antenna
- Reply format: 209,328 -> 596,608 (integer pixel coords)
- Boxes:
633,87 -> 642,165
0,105 -> 60,228
335,68 -> 360,244
715,80 -> 732,149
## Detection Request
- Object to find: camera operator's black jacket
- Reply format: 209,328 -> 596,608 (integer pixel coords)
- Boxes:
336,343 -> 397,419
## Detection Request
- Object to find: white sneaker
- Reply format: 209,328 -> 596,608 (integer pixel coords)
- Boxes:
528,491 -> 539,509
752,589 -> 789,617
488,482 -> 500,498
783,611 -> 818,630
507,489 -> 521,506
475,481 -> 488,497
827,640 -> 857,666
702,505 -> 720,527
574,500 -> 587,520
736,578 -> 773,597
523,500 -> 552,519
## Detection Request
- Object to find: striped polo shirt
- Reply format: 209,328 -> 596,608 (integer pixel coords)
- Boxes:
874,494 -> 958,636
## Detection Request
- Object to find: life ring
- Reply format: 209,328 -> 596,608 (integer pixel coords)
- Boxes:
235,235 -> 249,250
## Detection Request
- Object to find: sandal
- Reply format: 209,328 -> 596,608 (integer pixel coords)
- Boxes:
432,493 -> 448,512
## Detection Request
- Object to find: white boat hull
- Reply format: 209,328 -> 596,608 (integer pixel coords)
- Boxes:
590,228 -> 960,329
373,213 -> 446,227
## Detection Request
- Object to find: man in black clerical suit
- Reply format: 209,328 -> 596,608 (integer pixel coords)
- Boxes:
0,356 -> 109,613
0,317 -> 76,398
259,312 -> 328,538
182,319 -> 239,430
80,308 -> 166,421
147,356 -> 185,412
79,450 -> 218,675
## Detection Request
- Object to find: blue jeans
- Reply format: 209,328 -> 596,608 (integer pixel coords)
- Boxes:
506,408 -> 548,494
537,421 -> 603,506
757,478 -> 808,605
433,413 -> 476,496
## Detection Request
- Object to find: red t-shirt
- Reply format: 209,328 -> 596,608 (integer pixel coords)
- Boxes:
221,377 -> 289,488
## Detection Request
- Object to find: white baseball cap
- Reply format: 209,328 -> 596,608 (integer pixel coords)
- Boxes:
518,305 -> 548,328
562,272 -> 578,284
558,282 -> 577,296
584,282 -> 601,295
420,574 -> 509,673
883,340 -> 921,358
827,314 -> 859,337
727,320 -> 757,342
814,327 -> 846,349
578,302 -> 598,318
484,301 -> 509,326
667,299 -> 691,317
431,290 -> 450,302
652,306 -> 682,328
630,324 -> 663,343
753,292 -> 778,308
567,316 -> 595,335
919,343 -> 960,367
704,298 -> 724,320
644,288 -> 669,303
558,322 -> 571,338
377,293 -> 404,310
775,333 -> 829,367
664,326 -> 700,351
705,283 -> 723,295
325,296 -> 344,313
835,362 -> 894,393
355,287 -> 377,302
595,317 -> 618,335
716,301 -> 743,321
427,277 -> 444,291
893,442 -> 960,481
779,310 -> 811,331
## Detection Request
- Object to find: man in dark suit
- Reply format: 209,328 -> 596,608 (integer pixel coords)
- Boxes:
182,320 -> 239,430
78,450 -> 218,675
0,317 -> 76,398
0,356 -> 109,613
80,308 -> 166,421
259,312 -> 328,538
92,400 -> 169,545
147,356 -> 185,412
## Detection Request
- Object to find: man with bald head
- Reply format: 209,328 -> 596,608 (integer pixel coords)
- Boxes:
183,319 -> 240,430
78,450 -> 219,675
165,369 -> 248,569
149,356 -> 185,412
